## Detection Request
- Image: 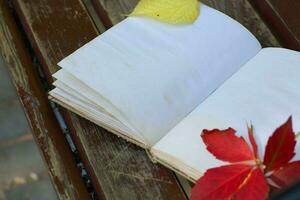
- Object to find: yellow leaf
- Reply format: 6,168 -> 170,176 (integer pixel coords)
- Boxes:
130,0 -> 200,25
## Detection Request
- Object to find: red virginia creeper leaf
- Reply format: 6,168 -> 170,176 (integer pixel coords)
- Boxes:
235,168 -> 269,200
271,161 -> 300,188
248,124 -> 259,160
201,128 -> 255,162
263,117 -> 296,172
190,164 -> 253,200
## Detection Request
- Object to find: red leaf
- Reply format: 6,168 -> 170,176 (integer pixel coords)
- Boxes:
202,128 -> 255,162
263,117 -> 296,172
235,168 -> 269,200
271,161 -> 300,188
248,124 -> 259,160
190,164 -> 253,200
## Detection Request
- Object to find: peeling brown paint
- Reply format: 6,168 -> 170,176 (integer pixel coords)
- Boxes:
0,0 -> 90,199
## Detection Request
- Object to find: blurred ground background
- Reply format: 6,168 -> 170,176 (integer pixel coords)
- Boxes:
0,55 -> 58,200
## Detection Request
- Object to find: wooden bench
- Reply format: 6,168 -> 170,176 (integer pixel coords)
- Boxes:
0,0 -> 299,199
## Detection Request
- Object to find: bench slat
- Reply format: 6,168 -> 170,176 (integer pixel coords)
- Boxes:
91,0 -> 138,28
0,0 -> 90,199
251,0 -> 300,50
12,0 -> 187,199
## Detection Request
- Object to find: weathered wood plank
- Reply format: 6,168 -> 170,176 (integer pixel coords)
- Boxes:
91,0 -> 138,28
250,0 -> 300,50
69,114 -> 187,200
94,0 -> 280,47
12,0 -> 99,83
0,0 -> 90,199
12,0 -> 187,199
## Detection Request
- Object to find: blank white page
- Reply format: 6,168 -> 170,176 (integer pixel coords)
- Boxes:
58,4 -> 261,146
152,48 -> 300,180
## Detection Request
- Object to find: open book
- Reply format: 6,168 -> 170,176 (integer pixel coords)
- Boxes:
49,4 -> 300,181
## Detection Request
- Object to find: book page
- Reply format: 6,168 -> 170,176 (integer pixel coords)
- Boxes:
58,4 -> 261,146
152,48 -> 300,180
49,87 -> 146,147
52,70 -> 138,132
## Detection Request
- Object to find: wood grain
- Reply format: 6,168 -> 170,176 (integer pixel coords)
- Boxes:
250,0 -> 300,50
12,0 -> 187,199
0,0 -> 90,199
91,0 -> 138,28
69,114 -> 187,200
94,0 -> 280,47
